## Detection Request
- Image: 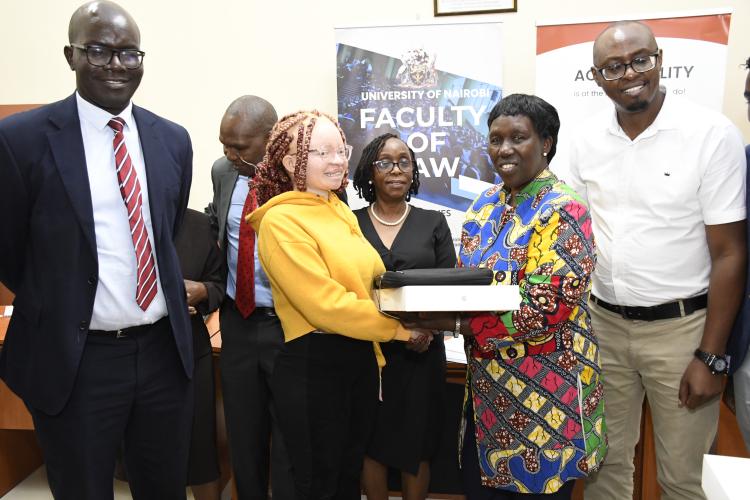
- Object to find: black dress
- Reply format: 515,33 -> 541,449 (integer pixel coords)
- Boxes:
175,209 -> 225,485
354,205 -> 456,475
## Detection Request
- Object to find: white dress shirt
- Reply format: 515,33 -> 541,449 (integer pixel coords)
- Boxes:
76,92 -> 168,329
565,93 -> 746,307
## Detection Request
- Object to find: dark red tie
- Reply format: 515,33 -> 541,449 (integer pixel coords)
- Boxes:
234,189 -> 257,318
107,117 -> 158,311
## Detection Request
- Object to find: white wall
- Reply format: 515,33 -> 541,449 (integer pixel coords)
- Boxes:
2,0 -> 749,210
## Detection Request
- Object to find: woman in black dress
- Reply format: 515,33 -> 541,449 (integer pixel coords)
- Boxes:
353,133 -> 456,500
177,209 -> 225,500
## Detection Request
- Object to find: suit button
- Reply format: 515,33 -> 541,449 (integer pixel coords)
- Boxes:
88,276 -> 97,285
79,320 -> 88,331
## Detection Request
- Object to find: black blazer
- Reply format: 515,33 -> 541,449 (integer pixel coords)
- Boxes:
0,94 -> 193,415
176,209 -> 225,359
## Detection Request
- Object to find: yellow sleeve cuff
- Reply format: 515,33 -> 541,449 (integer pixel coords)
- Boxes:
393,324 -> 411,342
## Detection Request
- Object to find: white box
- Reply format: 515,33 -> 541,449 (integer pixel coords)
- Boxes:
373,285 -> 520,312
702,454 -> 750,499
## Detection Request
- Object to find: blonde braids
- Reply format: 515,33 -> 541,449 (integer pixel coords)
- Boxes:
254,110 -> 349,206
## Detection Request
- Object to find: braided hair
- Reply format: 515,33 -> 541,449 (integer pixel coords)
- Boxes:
254,110 -> 349,206
352,133 -> 420,203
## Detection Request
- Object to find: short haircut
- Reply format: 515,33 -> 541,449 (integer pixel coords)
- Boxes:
352,133 -> 420,203
486,94 -> 561,164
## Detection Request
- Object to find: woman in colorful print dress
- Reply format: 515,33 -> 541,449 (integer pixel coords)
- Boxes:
406,94 -> 606,499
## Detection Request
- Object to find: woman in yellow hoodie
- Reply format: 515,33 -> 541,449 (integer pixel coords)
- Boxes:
248,110 -> 426,500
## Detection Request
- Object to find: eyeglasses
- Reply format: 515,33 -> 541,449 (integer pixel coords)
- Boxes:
70,43 -> 145,70
373,158 -> 413,173
308,144 -> 353,161
595,52 -> 659,81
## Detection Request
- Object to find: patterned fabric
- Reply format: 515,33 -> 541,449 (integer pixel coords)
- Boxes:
235,188 -> 257,318
458,169 -> 607,494
107,118 -> 157,311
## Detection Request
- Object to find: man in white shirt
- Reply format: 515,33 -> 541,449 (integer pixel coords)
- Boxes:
566,21 -> 747,500
206,96 -> 293,500
0,2 -> 193,498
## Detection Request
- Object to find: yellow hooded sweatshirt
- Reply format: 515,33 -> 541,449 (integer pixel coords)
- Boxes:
247,191 -> 410,366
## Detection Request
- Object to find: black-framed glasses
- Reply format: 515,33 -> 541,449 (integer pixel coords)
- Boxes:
373,158 -> 413,173
70,43 -> 145,70
308,144 -> 353,161
595,52 -> 659,81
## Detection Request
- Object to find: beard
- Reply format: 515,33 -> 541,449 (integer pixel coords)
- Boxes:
625,99 -> 650,112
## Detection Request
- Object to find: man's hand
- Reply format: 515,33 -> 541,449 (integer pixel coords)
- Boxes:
678,358 -> 724,409
184,279 -> 208,308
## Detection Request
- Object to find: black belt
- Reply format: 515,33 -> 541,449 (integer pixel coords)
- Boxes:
88,317 -> 168,338
591,294 -> 707,321
254,307 -> 277,317
226,298 -> 277,318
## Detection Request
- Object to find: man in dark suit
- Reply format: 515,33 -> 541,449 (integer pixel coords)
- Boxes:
0,2 -> 193,498
206,96 -> 292,500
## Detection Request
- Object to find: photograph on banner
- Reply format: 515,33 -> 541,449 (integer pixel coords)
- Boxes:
535,9 -> 732,180
335,22 -> 503,245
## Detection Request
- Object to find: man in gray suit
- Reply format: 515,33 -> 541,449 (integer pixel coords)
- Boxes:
207,96 -> 292,500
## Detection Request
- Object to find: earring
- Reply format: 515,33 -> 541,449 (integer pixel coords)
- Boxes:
368,180 -> 372,184
543,152 -> 548,157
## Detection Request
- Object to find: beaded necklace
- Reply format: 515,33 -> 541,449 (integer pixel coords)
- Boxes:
369,202 -> 410,226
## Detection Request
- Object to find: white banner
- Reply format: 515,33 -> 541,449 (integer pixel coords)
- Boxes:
535,9 -> 732,180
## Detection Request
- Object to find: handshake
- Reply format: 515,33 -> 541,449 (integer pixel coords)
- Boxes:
397,311 -> 463,353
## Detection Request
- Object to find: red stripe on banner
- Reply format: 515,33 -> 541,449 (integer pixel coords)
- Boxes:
536,14 -> 731,55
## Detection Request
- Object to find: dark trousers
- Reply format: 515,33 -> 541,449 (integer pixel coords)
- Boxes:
29,317 -> 193,500
461,406 -> 574,500
271,332 -> 379,500
219,301 -> 293,500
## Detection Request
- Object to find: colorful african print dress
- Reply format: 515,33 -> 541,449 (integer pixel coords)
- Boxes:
458,169 -> 607,494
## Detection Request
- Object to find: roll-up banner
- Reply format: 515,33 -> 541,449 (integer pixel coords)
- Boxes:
535,9 -> 732,180
335,22 -> 504,246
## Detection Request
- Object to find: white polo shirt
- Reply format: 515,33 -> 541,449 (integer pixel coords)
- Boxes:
565,93 -> 746,307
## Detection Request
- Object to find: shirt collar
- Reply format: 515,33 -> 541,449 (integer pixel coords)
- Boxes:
75,91 -> 135,132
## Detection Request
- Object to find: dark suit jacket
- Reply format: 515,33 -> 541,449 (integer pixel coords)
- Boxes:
207,157 -> 239,250
728,144 -> 750,374
0,93 -> 193,415
175,209 -> 224,359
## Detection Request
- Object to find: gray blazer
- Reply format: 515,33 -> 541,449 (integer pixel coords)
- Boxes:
207,156 -> 240,249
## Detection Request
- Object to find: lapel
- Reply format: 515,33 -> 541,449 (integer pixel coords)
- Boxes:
47,94 -> 96,256
218,160 -> 239,242
132,105 -> 166,244
221,168 -> 239,217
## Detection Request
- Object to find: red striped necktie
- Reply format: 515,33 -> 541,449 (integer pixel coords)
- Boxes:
234,189 -> 257,318
108,117 -> 158,311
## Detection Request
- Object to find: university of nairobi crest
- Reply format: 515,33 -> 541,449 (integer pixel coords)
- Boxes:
395,48 -> 438,88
